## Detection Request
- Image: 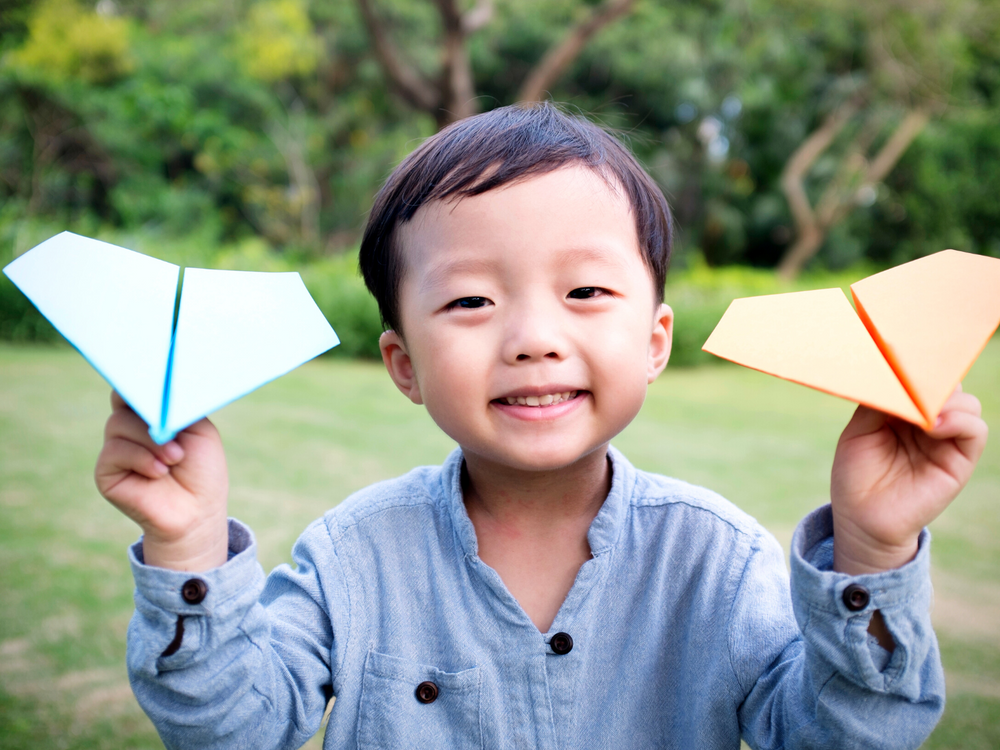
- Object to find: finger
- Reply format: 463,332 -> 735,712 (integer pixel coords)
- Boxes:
110,390 -> 130,412
934,389 -> 982,421
174,417 -> 220,450
104,402 -> 184,465
96,436 -> 170,488
925,409 -> 989,463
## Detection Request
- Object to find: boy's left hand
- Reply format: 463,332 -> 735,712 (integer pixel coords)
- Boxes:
831,385 -> 988,575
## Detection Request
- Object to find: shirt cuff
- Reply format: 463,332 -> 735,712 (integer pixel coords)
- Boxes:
129,518 -> 261,618
790,504 -> 936,700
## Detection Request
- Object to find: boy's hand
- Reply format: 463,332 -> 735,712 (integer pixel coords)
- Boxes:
95,392 -> 230,572
831,385 -> 988,575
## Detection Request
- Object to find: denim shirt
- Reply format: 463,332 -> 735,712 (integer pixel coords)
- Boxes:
127,447 -> 943,749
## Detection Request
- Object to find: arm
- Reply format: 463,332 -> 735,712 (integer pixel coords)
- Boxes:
734,515 -> 945,750
737,386 -> 987,749
126,518 -> 336,750
832,385 -> 986,650
95,393 -> 335,749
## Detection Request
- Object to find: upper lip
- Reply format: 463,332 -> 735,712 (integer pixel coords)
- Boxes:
492,385 -> 584,400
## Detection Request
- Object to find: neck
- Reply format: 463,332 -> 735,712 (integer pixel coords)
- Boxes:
461,446 -> 612,534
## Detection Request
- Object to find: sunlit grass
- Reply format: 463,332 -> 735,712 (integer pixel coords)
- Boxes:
1,339 -> 997,748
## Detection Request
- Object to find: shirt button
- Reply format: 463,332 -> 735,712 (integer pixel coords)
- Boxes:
843,583 -> 870,612
181,578 -> 208,605
551,632 -> 574,655
415,681 -> 439,704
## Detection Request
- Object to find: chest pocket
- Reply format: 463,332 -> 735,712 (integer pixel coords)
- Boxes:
358,649 -> 482,749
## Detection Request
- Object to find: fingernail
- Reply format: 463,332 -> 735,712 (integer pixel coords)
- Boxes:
163,441 -> 183,462
153,459 -> 169,475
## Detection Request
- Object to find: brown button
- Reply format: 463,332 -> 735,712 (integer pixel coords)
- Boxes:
843,583 -> 870,612
551,632 -> 573,655
415,681 -> 438,704
181,578 -> 208,605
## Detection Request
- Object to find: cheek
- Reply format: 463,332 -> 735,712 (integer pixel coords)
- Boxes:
409,330 -> 489,407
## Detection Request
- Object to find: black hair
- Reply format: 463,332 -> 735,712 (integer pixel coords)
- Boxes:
359,101 -> 672,333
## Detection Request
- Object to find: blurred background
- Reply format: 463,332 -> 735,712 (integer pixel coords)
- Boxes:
0,0 -> 998,747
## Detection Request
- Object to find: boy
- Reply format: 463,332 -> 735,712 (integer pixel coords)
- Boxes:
97,103 -> 987,748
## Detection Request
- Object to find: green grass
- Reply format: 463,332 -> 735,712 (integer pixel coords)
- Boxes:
1,340 -> 997,748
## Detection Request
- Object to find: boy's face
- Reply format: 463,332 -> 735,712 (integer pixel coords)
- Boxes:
380,165 -> 673,474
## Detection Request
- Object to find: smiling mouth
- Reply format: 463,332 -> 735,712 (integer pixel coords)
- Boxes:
495,390 -> 580,407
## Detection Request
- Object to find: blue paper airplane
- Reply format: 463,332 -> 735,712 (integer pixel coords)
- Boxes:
4,232 -> 339,443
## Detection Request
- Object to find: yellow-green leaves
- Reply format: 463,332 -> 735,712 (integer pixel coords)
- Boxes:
8,0 -> 133,84
234,0 -> 322,83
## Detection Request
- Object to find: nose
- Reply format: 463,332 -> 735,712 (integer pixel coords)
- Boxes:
501,299 -> 566,364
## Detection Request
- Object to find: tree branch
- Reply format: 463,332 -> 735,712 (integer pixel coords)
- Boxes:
518,0 -> 636,103
776,98 -> 861,279
432,0 -> 477,125
355,0 -> 440,112
864,108 -> 929,184
777,103 -> 929,279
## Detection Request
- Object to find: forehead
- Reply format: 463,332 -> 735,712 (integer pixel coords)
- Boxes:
396,166 -> 644,280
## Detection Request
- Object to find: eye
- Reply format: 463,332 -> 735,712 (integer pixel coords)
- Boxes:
448,296 -> 492,310
567,287 -> 603,299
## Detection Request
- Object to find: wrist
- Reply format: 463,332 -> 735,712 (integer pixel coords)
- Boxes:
141,515 -> 230,572
832,514 -> 919,575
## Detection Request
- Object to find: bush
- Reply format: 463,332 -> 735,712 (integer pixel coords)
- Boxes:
0,224 -> 385,359
664,259 -> 871,367
2,224 -> 906,368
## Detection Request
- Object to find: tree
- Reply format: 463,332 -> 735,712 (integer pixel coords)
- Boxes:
355,0 -> 636,128
775,0 -> 978,278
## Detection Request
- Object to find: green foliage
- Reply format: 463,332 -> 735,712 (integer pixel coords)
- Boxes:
0,0 -> 998,317
664,258 -> 872,367
871,109 -> 1000,264
234,0 -> 322,83
6,0 -> 134,84
2,218 -> 888,367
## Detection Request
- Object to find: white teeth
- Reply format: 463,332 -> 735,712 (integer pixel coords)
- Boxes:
501,391 -> 579,407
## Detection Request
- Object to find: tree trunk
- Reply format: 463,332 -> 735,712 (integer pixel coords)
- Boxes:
777,103 -> 928,280
518,0 -> 636,103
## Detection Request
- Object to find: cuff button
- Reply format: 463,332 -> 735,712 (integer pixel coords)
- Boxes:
843,583 -> 870,612
181,578 -> 208,605
415,681 -> 439,704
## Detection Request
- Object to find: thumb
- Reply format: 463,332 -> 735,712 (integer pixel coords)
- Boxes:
839,404 -> 891,444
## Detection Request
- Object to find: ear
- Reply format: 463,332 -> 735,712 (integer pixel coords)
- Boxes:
380,330 -> 423,405
647,303 -> 673,383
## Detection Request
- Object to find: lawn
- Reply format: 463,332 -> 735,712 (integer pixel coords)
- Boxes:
1,340 -> 997,749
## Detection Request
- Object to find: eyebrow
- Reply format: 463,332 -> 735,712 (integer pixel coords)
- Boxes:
419,243 -> 636,293
419,256 -> 503,294
552,244 -> 634,272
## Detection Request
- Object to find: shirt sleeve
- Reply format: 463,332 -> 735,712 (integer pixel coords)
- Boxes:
126,517 -> 338,750
734,504 -> 945,750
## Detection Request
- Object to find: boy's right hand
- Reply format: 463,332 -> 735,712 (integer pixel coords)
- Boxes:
95,391 -> 230,572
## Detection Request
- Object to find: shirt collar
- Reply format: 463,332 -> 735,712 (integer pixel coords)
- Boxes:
440,445 -> 635,559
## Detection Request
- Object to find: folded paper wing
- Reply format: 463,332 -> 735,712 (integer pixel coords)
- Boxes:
702,250 -> 1000,429
161,268 -> 339,442
3,232 -> 339,444
3,232 -> 178,431
702,288 -> 927,426
851,250 -> 1000,427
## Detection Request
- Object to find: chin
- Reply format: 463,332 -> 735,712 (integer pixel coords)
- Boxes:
475,441 -> 610,473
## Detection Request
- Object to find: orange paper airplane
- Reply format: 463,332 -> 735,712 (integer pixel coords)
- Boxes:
701,250 -> 1000,429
